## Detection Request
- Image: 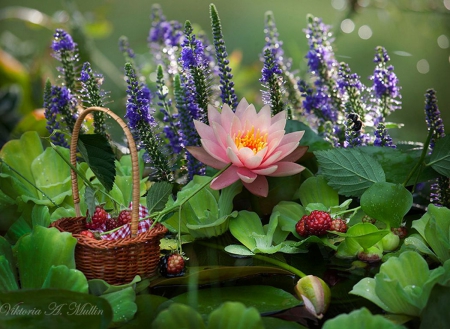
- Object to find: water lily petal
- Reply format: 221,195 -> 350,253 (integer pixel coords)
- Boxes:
208,104 -> 221,124
268,162 -> 305,177
210,165 -> 240,190
194,120 -> 215,141
212,121 -> 229,150
242,175 -> 269,197
278,131 -> 305,147
186,146 -> 227,169
237,167 -> 257,183
239,147 -> 263,169
202,139 -> 229,163
261,150 -> 283,166
266,130 -> 286,155
226,146 -> 243,166
252,165 -> 278,175
235,98 -> 250,116
255,105 -> 272,131
282,145 -> 309,162
220,104 -> 235,132
274,141 -> 302,161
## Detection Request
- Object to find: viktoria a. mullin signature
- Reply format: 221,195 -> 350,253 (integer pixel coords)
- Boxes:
0,302 -> 104,316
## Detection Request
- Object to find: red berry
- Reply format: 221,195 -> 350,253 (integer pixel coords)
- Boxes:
295,215 -> 309,237
159,253 -> 186,277
105,217 -> 119,231
86,206 -> 108,230
80,230 -> 95,238
329,219 -> 348,233
391,226 -> 407,239
304,210 -> 332,236
117,210 -> 132,226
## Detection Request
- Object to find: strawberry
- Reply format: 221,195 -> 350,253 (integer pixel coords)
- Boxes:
86,206 -> 108,230
117,209 -> 132,226
329,219 -> 348,233
159,253 -> 186,277
304,210 -> 332,236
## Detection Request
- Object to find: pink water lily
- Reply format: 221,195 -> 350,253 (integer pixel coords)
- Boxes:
187,98 -> 308,197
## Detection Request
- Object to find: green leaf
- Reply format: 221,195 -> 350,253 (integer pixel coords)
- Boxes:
420,284 -> 450,329
88,275 -> 142,296
0,256 -> 18,291
272,201 -> 306,238
429,135 -> 450,177
78,134 -> 116,192
146,181 -> 173,214
286,120 -> 330,151
360,182 -> 413,228
224,244 -> 255,256
31,205 -> 51,228
298,175 -> 339,208
343,223 -> 390,250
207,302 -> 264,329
101,287 -> 137,326
262,317 -> 307,329
152,303 -> 206,329
218,181 -> 242,217
228,211 -> 265,252
0,289 -> 113,329
120,294 -> 169,328
314,148 -> 386,197
322,307 -> 405,329
14,226 -> 77,289
169,285 -> 301,316
41,265 -> 88,293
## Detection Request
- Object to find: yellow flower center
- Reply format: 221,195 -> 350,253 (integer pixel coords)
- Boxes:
234,127 -> 268,154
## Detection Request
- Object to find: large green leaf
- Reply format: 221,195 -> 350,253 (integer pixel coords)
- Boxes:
169,285 -> 301,316
273,201 -> 306,238
228,211 -> 266,252
78,133 -> 116,192
121,294 -> 169,328
207,302 -> 264,329
360,182 -> 413,228
322,307 -> 405,329
314,148 -> 386,197
0,256 -> 18,292
429,135 -> 450,177
343,223 -> 390,250
0,289 -> 113,329
101,287 -> 137,326
146,181 -> 174,214
420,284 -> 450,329
41,265 -> 88,293
152,303 -> 206,329
298,175 -> 339,208
14,226 -> 77,289
0,131 -> 44,200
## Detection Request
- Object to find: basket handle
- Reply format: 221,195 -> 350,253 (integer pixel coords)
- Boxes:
70,107 -> 140,237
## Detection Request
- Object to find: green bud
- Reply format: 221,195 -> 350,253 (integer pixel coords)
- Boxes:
294,275 -> 331,319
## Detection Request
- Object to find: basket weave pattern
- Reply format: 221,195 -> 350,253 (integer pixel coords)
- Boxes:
51,106 -> 167,285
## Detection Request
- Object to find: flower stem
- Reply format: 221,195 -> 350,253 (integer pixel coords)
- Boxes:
402,128 -> 433,187
251,254 -> 307,278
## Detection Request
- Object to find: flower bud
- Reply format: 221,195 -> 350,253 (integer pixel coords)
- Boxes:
294,275 -> 331,319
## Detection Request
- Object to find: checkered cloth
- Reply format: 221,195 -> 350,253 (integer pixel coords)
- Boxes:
97,203 -> 153,240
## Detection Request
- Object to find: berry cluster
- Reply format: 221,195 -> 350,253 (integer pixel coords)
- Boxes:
105,209 -> 132,231
159,253 -> 186,277
295,211 -> 347,237
85,206 -> 108,230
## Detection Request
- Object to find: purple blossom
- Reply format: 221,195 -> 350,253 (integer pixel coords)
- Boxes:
373,123 -> 396,148
51,29 -> 76,53
260,49 -> 282,84
424,89 -> 445,150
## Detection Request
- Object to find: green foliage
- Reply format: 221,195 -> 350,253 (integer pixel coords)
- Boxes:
322,307 -> 406,329
285,120 -> 330,151
360,182 -> 413,228
407,204 -> 450,264
350,251 -> 449,317
298,175 -> 339,208
314,148 -> 386,197
78,133 -> 116,192
429,135 -> 450,177
420,283 -> 450,329
146,181 -> 173,214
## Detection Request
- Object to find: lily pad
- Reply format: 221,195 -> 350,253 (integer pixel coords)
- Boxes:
322,307 -> 405,329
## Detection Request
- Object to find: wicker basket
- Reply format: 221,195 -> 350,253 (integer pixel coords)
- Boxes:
51,106 -> 167,285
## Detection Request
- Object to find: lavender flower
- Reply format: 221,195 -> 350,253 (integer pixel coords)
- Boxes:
343,113 -> 365,148
260,48 -> 284,115
369,46 -> 401,123
51,29 -> 79,93
373,122 -> 396,148
43,80 -> 73,148
210,4 -> 238,110
119,36 -> 136,67
424,89 -> 449,207
124,62 -> 173,182
79,62 -> 108,136
337,63 -> 365,117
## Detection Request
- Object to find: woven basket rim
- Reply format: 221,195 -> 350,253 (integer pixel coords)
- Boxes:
51,216 -> 168,248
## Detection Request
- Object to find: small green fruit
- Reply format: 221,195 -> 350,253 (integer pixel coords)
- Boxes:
381,231 -> 400,252
294,275 -> 331,319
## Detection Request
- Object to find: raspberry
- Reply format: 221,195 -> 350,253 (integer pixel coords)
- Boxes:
117,209 -> 132,226
329,219 -> 348,233
159,253 -> 186,277
304,210 -> 332,236
295,215 -> 308,237
86,206 -> 108,230
105,217 -> 119,231
80,230 -> 95,238
391,226 -> 407,239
